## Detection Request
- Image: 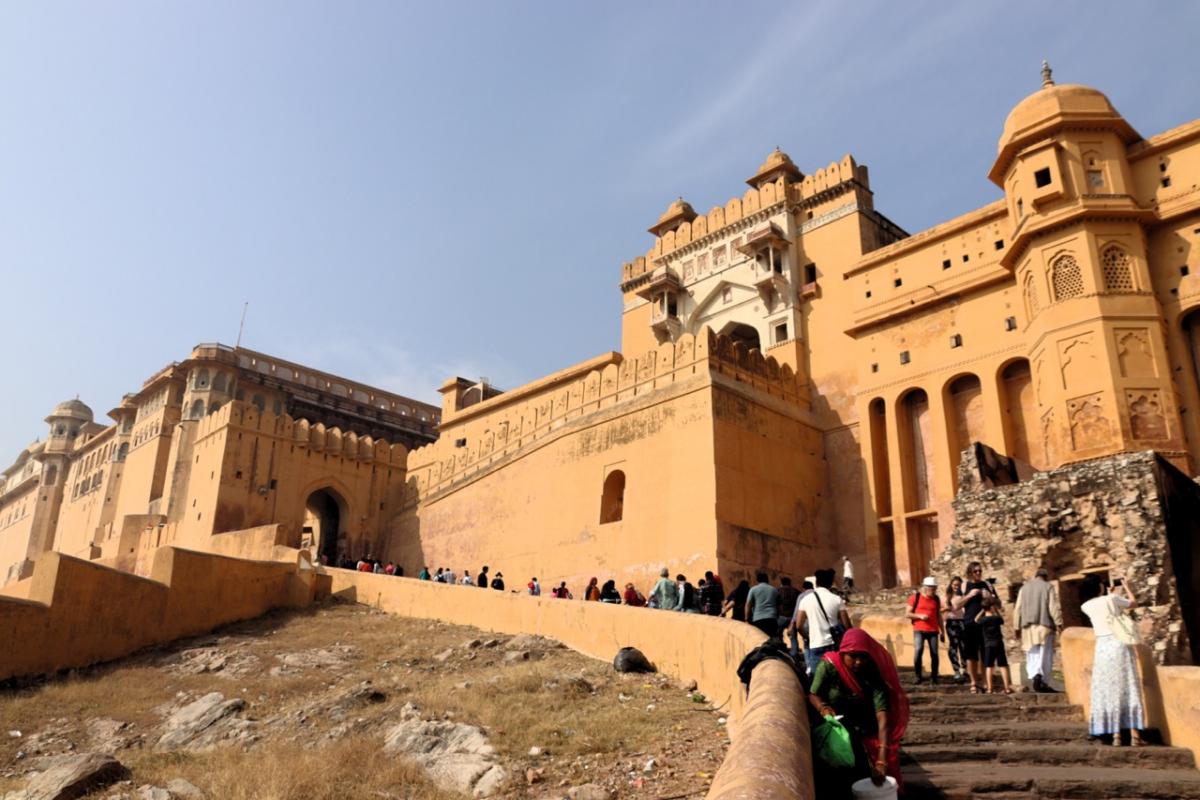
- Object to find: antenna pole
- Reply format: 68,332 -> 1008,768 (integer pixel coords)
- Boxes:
235,302 -> 248,348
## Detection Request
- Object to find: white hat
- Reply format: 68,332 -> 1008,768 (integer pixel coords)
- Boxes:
922,576 -> 938,587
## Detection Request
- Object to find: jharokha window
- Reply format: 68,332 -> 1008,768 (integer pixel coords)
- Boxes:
1101,246 -> 1135,293
1050,254 -> 1084,302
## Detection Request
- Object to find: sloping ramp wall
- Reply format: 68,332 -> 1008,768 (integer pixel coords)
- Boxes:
327,569 -> 815,799
0,548 -> 320,681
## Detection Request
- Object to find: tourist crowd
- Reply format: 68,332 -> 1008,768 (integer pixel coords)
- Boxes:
331,553 -> 1151,791
909,563 -> 1146,746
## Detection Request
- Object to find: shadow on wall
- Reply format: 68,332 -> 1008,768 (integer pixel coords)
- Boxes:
1154,455 -> 1200,664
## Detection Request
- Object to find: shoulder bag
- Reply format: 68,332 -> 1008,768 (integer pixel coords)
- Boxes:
813,590 -> 847,648
1106,595 -> 1140,646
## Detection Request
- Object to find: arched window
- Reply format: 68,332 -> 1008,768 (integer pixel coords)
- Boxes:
251,395 -> 266,412
1101,245 -> 1135,293
212,372 -> 227,392
599,470 -> 625,524
208,401 -> 222,415
43,465 -> 58,486
194,369 -> 210,389
116,443 -> 129,462
1050,254 -> 1084,302
189,399 -> 205,419
1023,272 -> 1040,321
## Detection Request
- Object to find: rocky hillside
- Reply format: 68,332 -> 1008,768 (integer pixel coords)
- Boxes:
0,602 -> 730,799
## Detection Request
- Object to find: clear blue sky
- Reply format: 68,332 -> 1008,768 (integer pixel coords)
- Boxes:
2,2 -> 1197,457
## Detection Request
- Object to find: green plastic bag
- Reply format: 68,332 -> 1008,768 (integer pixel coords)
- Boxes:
814,715 -> 856,769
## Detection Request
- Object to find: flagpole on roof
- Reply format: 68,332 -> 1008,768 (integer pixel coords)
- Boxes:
235,302 -> 249,349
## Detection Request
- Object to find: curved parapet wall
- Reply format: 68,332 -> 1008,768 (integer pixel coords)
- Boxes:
326,569 -> 815,798
707,657 -> 814,799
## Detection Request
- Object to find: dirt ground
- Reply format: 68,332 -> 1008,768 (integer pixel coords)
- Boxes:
0,600 -> 731,799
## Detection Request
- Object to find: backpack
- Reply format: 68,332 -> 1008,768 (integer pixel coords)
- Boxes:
910,592 -> 940,624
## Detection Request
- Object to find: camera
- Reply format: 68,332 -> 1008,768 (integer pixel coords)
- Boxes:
1113,578 -> 1124,587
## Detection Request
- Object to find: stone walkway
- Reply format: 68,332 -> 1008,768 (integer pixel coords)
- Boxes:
899,670 -> 1200,799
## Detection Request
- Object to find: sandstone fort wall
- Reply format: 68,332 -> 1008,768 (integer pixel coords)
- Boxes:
0,547 -> 321,681
392,327 -> 828,592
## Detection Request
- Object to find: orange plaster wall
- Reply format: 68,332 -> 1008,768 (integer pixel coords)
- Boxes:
0,547 -> 320,681
386,377 -> 721,596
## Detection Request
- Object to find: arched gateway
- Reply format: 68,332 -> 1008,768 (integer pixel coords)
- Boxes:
303,488 -> 347,566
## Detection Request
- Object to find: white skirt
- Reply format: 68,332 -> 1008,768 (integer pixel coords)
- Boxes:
1089,633 -> 1145,735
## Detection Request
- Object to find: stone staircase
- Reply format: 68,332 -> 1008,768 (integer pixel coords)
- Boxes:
899,670 -> 1200,799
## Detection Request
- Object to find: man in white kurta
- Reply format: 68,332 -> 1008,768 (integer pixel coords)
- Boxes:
1013,568 -> 1063,692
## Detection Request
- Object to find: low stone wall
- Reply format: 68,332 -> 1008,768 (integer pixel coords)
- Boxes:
1061,627 -> 1200,764
0,548 -> 322,681
857,614 -> 917,666
327,569 -> 815,799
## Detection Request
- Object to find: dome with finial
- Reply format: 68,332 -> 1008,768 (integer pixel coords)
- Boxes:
648,197 -> 698,236
991,61 -> 1138,181
747,146 -> 803,187
45,398 -> 93,423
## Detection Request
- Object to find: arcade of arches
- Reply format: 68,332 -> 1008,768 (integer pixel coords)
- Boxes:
864,359 -> 1038,587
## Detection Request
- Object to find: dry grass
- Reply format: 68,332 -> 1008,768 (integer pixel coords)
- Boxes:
0,602 -> 728,798
128,741 -> 455,800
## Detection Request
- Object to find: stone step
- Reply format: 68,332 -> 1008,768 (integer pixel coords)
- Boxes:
902,762 -> 1200,799
903,721 -> 1091,746
909,701 -> 1081,723
908,691 -> 1071,707
902,742 -> 1196,770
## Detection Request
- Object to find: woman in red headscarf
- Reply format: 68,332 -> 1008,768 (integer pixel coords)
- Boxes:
807,628 -> 910,794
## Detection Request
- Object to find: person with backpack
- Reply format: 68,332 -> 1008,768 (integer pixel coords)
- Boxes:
905,576 -> 944,684
700,571 -> 725,615
794,568 -> 852,675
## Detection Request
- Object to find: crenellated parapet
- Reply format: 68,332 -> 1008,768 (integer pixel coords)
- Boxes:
191,400 -> 407,467
621,154 -> 868,287
404,327 -> 807,504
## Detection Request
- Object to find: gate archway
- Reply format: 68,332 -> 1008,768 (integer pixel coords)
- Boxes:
304,488 -> 348,566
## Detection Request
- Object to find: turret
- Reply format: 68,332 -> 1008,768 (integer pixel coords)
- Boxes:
44,398 -> 93,454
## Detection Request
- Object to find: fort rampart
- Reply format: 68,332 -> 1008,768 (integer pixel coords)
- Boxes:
390,327 -> 828,595
0,547 -> 321,681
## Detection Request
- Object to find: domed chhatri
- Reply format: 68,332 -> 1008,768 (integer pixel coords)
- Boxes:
990,61 -> 1140,182
747,146 -> 803,187
648,197 -> 698,236
46,398 -> 94,423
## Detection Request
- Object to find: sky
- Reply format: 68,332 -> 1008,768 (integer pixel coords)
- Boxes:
1,2 -> 1198,458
